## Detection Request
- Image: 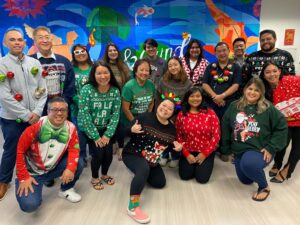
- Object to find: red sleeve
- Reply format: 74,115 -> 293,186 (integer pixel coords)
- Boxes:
16,123 -> 41,181
66,126 -> 80,173
175,112 -> 190,157
202,109 -> 221,157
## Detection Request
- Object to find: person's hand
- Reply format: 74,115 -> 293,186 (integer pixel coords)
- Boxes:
100,135 -> 110,147
131,120 -> 144,134
261,148 -> 272,163
195,152 -> 206,164
186,154 -> 197,164
95,137 -> 103,148
17,177 -> 38,197
28,112 -> 40,124
60,169 -> 75,185
173,141 -> 184,152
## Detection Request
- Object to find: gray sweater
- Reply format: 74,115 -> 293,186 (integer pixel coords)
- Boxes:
0,53 -> 47,121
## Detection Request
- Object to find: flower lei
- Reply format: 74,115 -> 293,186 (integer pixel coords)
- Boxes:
211,63 -> 233,84
161,92 -> 181,109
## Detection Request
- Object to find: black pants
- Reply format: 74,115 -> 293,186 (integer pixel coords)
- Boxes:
123,153 -> 166,195
273,126 -> 300,178
86,130 -> 113,179
179,152 -> 215,183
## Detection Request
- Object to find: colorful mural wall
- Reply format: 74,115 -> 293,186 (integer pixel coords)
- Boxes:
0,0 -> 262,69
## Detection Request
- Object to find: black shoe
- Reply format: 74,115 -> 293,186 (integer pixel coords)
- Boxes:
44,179 -> 55,187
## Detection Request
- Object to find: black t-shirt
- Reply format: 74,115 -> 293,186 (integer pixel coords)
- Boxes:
123,112 -> 176,165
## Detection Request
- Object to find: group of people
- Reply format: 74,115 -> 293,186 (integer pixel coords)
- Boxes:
0,26 -> 299,224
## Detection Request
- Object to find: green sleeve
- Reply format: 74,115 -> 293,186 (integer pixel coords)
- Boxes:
122,82 -> 133,102
78,86 -> 100,141
104,89 -> 121,138
221,103 -> 234,155
265,106 -> 288,154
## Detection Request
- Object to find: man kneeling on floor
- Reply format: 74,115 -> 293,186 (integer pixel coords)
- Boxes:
15,97 -> 84,212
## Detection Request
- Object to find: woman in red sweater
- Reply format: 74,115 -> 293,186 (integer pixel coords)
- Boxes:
261,61 -> 300,183
176,87 -> 220,183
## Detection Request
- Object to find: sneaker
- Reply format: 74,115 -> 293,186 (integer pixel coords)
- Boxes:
59,188 -> 81,203
168,159 -> 179,168
159,158 -> 168,167
127,206 -> 150,224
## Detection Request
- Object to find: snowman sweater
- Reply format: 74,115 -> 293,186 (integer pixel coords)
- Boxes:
123,112 -> 176,165
16,117 -> 80,181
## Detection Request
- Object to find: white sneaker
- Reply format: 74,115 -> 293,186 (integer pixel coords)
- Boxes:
59,188 -> 81,203
159,158 -> 168,167
168,159 -> 179,168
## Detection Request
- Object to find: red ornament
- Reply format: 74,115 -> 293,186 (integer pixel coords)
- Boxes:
42,70 -> 48,77
211,70 -> 217,76
224,70 -> 230,76
6,71 -> 14,79
14,93 -> 23,102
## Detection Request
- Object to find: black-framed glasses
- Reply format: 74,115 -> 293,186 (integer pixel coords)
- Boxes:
49,108 -> 68,113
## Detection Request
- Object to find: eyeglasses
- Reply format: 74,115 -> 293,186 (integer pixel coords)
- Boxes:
73,49 -> 86,55
49,108 -> 68,113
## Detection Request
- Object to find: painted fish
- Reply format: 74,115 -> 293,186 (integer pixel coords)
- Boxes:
135,5 -> 155,26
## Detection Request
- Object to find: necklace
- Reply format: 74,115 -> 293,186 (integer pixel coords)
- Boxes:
211,63 -> 233,84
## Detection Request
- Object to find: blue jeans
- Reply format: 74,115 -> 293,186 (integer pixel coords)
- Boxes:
234,150 -> 272,190
15,154 -> 84,213
0,118 -> 29,183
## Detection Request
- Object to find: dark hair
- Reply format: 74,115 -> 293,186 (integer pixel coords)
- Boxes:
132,59 -> 151,78
259,29 -> 276,39
163,56 -> 187,83
102,42 -> 130,85
87,60 -> 120,91
47,97 -> 68,111
233,37 -> 246,47
214,42 -> 229,51
181,86 -> 207,116
143,38 -> 158,50
260,61 -> 283,102
71,44 -> 93,67
184,39 -> 204,60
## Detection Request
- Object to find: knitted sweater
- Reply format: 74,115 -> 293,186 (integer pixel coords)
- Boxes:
176,109 -> 220,157
158,77 -> 192,101
108,61 -> 131,88
0,53 -> 47,121
123,112 -> 176,165
272,76 -> 300,126
221,102 -> 288,155
16,117 -> 79,181
181,57 -> 209,86
31,53 -> 75,108
78,84 -> 121,140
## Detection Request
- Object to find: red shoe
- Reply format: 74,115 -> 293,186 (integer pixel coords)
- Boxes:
127,206 -> 150,224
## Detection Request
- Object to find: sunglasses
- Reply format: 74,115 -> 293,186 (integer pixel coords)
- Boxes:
73,49 -> 86,55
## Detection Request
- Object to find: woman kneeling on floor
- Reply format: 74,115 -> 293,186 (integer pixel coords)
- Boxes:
122,98 -> 183,224
221,78 -> 288,201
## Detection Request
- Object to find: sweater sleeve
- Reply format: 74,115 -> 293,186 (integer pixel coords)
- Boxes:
78,86 -> 101,141
264,107 -> 288,154
66,126 -> 80,173
62,57 -> 75,106
175,112 -> 189,157
104,89 -> 121,138
16,123 -> 40,181
202,109 -> 220,157
221,104 -> 234,155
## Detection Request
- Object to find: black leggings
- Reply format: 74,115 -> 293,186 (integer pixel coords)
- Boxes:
123,153 -> 166,195
273,126 -> 300,178
179,152 -> 215,183
86,131 -> 113,179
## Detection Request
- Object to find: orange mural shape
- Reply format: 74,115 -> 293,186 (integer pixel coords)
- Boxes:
204,0 -> 258,56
